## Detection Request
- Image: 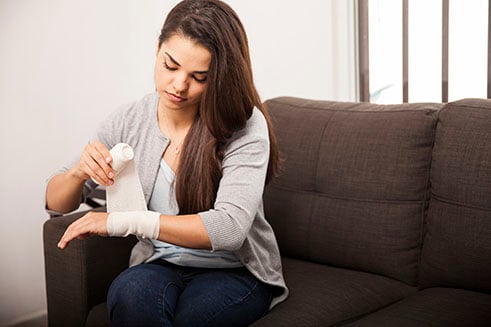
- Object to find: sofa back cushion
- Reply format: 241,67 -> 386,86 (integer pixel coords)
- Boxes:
420,99 -> 491,292
263,97 -> 441,286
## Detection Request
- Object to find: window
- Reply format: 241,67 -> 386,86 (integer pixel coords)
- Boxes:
358,0 -> 489,103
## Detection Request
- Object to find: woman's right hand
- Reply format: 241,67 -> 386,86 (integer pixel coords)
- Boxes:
72,141 -> 114,186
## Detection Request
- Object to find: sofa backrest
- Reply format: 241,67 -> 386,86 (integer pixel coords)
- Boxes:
420,99 -> 491,293
263,97 -> 442,286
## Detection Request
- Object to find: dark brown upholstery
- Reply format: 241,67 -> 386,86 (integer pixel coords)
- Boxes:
250,258 -> 416,326
43,97 -> 491,326
264,97 -> 440,286
420,99 -> 491,293
344,288 -> 491,326
43,208 -> 136,327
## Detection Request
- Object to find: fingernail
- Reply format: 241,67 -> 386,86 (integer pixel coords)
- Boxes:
106,157 -> 111,163
108,172 -> 114,178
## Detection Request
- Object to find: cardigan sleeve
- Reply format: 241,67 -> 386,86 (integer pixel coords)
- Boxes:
198,109 -> 270,251
95,102 -> 130,149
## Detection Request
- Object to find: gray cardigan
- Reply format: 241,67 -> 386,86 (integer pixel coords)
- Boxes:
65,92 -> 288,308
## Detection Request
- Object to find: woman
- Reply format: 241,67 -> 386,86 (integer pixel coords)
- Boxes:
45,0 -> 288,325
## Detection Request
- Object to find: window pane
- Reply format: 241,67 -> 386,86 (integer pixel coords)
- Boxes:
449,0 -> 488,101
368,0 -> 402,103
408,0 -> 441,102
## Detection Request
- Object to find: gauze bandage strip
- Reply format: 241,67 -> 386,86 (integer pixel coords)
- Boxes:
107,211 -> 160,239
105,143 -> 147,212
102,143 -> 160,239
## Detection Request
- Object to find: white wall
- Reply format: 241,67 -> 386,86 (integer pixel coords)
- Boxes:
0,0 -> 355,325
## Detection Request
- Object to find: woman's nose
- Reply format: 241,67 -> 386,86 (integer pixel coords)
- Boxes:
173,74 -> 189,94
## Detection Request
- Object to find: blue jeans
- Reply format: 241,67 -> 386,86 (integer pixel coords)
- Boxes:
107,259 -> 273,326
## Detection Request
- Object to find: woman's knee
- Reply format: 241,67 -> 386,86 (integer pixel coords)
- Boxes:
173,270 -> 273,327
107,263 -> 182,326
107,265 -> 151,317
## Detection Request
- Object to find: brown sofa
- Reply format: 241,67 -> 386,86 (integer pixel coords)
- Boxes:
43,97 -> 491,326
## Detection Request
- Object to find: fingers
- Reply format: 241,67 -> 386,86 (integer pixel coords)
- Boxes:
78,141 -> 114,186
58,212 -> 109,249
77,233 -> 91,240
57,216 -> 90,249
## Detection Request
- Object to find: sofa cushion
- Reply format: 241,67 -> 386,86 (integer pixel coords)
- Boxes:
344,288 -> 491,326
264,97 -> 441,285
250,257 -> 416,327
86,303 -> 110,327
420,99 -> 491,293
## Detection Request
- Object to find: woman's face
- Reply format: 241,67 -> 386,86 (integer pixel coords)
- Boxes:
155,34 -> 211,113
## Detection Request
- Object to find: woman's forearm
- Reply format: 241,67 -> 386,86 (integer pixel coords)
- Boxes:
58,211 -> 213,250
158,214 -> 212,250
45,167 -> 87,214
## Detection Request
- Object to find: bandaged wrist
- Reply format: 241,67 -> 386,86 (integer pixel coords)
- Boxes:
107,211 -> 160,239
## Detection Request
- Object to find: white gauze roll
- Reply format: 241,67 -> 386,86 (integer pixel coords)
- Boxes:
102,143 -> 159,239
105,143 -> 147,212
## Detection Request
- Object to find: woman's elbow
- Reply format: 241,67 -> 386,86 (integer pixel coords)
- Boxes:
214,231 -> 247,252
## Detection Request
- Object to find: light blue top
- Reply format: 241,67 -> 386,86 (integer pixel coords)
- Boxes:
145,159 -> 243,268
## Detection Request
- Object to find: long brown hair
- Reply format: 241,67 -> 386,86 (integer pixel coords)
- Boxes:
158,0 -> 279,214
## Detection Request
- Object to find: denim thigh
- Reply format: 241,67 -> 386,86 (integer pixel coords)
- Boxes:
107,260 -> 272,327
107,262 -> 183,327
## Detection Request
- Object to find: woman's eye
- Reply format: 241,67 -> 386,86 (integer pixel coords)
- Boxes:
193,76 -> 207,83
163,60 -> 206,83
163,61 -> 177,71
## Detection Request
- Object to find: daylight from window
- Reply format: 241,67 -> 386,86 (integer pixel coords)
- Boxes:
368,0 -> 488,103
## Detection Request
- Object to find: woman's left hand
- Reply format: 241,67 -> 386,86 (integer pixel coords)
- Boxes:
58,212 -> 109,249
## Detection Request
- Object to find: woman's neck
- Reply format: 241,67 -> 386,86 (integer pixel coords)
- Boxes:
157,99 -> 197,168
157,102 -> 197,134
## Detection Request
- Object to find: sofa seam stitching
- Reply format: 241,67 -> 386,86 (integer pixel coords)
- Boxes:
417,108 -> 440,287
268,184 -> 425,205
267,98 -> 443,113
430,192 -> 491,212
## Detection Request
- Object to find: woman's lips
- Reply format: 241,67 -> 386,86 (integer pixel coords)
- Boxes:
165,91 -> 186,102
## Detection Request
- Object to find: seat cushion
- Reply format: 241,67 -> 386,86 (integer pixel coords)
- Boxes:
251,257 -> 416,326
264,97 -> 441,285
85,303 -> 110,327
344,287 -> 491,326
421,99 -> 491,293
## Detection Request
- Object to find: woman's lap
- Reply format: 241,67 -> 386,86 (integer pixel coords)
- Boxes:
107,260 -> 272,327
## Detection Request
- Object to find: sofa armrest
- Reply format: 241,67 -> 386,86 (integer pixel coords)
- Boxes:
43,208 -> 137,327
